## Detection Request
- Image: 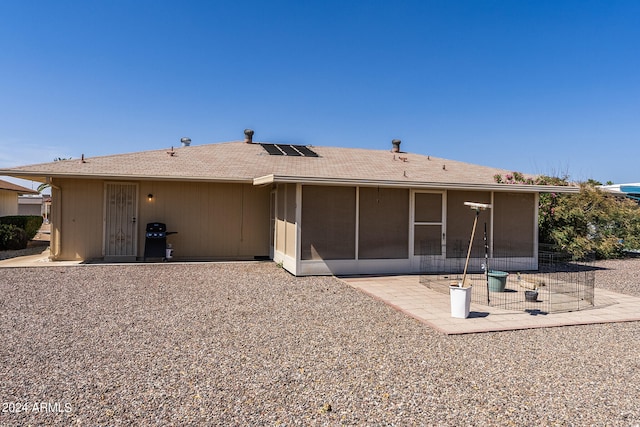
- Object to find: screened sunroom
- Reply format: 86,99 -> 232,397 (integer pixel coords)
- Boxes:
270,181 -> 539,276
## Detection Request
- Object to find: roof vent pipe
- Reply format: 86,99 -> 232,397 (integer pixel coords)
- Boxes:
391,139 -> 401,153
244,129 -> 254,144
180,137 -> 191,147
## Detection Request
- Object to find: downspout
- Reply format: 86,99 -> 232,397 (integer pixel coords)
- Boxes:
47,177 -> 62,260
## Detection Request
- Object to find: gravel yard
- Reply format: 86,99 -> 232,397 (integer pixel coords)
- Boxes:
1,260 -> 639,426
0,242 -> 49,261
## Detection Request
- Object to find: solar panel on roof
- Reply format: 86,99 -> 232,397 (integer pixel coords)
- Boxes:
260,143 -> 319,157
293,145 -> 319,157
278,144 -> 302,156
260,144 -> 284,155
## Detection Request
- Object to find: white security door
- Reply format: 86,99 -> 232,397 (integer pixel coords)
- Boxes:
104,183 -> 138,260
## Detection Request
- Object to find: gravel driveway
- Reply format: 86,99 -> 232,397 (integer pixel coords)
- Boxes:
1,261 -> 639,426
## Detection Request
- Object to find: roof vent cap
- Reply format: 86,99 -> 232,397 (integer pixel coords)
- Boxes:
180,137 -> 191,147
244,129 -> 254,144
391,139 -> 401,153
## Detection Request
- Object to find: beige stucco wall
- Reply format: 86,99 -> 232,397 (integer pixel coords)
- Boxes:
52,178 -> 105,260
138,181 -> 270,260
0,190 -> 18,216
48,176 -> 537,267
275,184 -> 286,254
51,178 -> 271,261
275,183 -> 297,258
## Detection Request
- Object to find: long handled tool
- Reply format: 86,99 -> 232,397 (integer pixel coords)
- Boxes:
460,202 -> 492,287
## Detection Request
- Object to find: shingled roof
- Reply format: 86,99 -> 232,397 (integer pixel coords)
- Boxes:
0,178 -> 39,194
0,140 -> 578,193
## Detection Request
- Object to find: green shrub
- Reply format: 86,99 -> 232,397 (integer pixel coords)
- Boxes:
542,184 -> 640,260
0,224 -> 28,250
495,172 -> 640,260
0,215 -> 43,241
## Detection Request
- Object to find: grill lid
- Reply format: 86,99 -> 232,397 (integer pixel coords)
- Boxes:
146,222 -> 166,232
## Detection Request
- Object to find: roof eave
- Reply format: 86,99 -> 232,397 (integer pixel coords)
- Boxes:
0,188 -> 39,195
0,170 -> 254,184
2,169 -> 580,193
253,174 -> 580,193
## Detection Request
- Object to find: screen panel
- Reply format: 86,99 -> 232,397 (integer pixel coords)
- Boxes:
358,187 -> 409,259
301,186 -> 356,260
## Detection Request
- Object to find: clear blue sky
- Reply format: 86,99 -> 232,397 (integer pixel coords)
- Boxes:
2,0 -> 639,189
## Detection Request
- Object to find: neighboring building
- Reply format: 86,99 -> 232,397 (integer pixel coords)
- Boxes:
0,179 -> 39,217
600,183 -> 640,202
0,132 -> 578,275
18,195 -> 45,216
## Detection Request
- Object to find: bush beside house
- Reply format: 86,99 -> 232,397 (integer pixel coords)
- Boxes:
0,215 -> 43,250
495,173 -> 640,260
0,224 -> 28,250
544,184 -> 640,259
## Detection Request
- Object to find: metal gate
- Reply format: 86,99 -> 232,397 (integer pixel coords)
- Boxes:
421,248 -> 597,314
104,183 -> 138,261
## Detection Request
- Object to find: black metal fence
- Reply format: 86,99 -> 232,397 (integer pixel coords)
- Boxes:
420,243 -> 596,313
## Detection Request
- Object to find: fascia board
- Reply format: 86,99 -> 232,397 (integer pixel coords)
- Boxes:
0,170 -> 253,184
253,174 -> 580,194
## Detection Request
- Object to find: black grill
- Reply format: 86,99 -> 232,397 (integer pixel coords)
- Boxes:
146,231 -> 166,238
143,222 -> 176,261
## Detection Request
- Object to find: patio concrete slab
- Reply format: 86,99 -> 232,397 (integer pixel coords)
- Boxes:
340,275 -> 640,335
0,248 -> 82,267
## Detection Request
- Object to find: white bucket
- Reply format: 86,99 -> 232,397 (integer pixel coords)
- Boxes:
450,286 -> 472,318
165,245 -> 173,260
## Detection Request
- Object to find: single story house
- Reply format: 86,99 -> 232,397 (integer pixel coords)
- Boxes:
0,131 -> 578,276
0,178 -> 39,217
